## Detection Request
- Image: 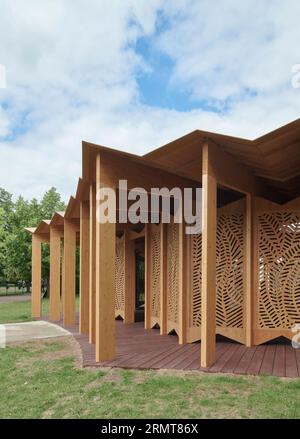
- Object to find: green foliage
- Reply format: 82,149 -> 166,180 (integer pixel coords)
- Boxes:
0,207 -> 7,279
0,189 -> 14,279
0,187 -> 66,283
0,188 -> 13,217
40,187 -> 65,219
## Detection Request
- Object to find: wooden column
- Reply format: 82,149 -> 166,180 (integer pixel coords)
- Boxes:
63,219 -> 77,326
160,223 -> 168,335
61,238 -> 65,315
95,152 -> 116,362
178,221 -> 187,344
32,234 -> 42,318
144,223 -> 151,329
201,142 -> 217,367
124,231 -> 135,324
89,184 -> 96,343
80,201 -> 90,334
49,227 -> 61,321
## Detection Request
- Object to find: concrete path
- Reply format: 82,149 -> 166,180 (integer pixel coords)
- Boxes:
0,321 -> 71,345
0,294 -> 31,304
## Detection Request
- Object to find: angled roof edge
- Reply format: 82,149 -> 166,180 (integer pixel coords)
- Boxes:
64,195 -> 80,220
50,210 -> 65,226
24,227 -> 36,234
75,177 -> 89,202
144,118 -> 300,160
35,219 -> 51,235
82,118 -> 300,182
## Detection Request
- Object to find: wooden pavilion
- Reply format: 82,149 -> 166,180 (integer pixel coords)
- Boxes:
26,119 -> 300,369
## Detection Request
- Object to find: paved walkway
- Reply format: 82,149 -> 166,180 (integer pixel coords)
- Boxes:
0,294 -> 31,304
1,321 -> 71,344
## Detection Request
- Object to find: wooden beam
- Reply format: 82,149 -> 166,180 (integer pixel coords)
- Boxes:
178,220 -> 187,344
159,223 -> 167,335
95,152 -> 116,361
32,234 -> 42,318
49,227 -> 61,321
89,184 -> 96,343
79,201 -> 90,334
205,139 -> 259,195
201,143 -> 217,367
63,219 -> 77,326
92,150 -> 200,192
144,223 -> 151,330
123,231 -> 135,323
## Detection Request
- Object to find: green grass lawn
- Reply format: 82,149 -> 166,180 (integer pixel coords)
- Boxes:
0,297 -> 79,324
0,286 -> 31,296
0,339 -> 300,419
0,299 -> 49,324
0,299 -> 300,419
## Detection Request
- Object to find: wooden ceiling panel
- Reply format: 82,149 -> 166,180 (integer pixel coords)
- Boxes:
256,124 -> 300,155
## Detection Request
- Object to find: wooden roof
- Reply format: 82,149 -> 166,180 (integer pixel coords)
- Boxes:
82,119 -> 300,201
144,119 -> 300,201
50,211 -> 65,227
75,178 -> 89,202
29,193 -> 80,236
27,120 -> 300,233
64,196 -> 80,220
24,227 -> 36,234
35,219 -> 50,235
24,220 -> 50,242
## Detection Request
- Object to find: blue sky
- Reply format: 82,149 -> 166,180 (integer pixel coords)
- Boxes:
136,38 -> 222,113
0,0 -> 299,200
134,13 -> 209,112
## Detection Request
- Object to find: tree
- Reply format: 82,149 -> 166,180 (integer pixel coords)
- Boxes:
0,188 -> 13,217
39,188 -> 65,286
0,187 -> 66,287
0,189 -> 14,281
4,196 -> 40,282
40,187 -> 65,219
0,207 -> 7,280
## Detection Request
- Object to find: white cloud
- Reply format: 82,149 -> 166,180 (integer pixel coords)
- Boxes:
158,0 -> 300,98
0,0 -> 299,201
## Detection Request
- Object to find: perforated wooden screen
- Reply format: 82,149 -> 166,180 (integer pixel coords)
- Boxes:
114,197 -> 300,345
186,231 -> 202,342
216,199 -> 245,343
150,223 -> 161,327
191,232 -> 202,328
167,222 -> 180,333
115,234 -> 125,318
187,198 -> 246,343
256,198 -> 300,335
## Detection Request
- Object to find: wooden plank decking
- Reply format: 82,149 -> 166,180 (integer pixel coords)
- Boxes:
50,319 -> 300,377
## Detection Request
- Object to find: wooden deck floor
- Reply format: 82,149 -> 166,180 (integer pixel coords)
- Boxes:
53,319 -> 300,377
